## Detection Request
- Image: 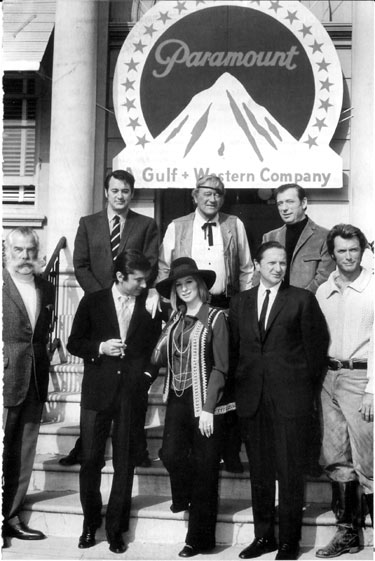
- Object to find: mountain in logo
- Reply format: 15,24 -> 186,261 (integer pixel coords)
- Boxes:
149,72 -> 299,163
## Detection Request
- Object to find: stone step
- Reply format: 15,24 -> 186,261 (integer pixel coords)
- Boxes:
36,421 -> 250,464
42,392 -> 167,426
3,536 -> 373,561
20,490 -> 373,548
48,363 -> 166,394
30,454 -> 334,503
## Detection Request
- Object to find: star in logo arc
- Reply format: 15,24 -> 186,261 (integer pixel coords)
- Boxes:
285,10 -> 298,25
310,40 -> 324,54
133,39 -> 146,53
158,11 -> 171,24
122,78 -> 135,91
304,135 -> 318,148
136,134 -> 150,148
127,117 -> 141,130
144,24 -> 157,37
125,58 -> 139,72
319,98 -> 333,112
317,58 -> 330,72
122,98 -> 136,111
175,1 -> 187,14
300,24 -> 312,37
269,1 -> 282,13
320,78 -> 334,92
313,117 -> 327,131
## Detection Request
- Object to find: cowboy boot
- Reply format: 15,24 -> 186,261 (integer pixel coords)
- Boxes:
315,481 -> 360,558
365,494 -> 373,527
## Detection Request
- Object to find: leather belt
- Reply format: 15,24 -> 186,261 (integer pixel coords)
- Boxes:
328,358 -> 368,371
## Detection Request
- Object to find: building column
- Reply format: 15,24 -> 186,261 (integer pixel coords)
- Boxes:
47,0 -> 98,265
350,1 -> 374,242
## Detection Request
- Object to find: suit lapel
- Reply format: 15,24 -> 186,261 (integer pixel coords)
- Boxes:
107,290 -> 121,337
263,283 -> 288,339
3,268 -> 31,321
125,295 -> 144,342
98,209 -> 112,251
246,287 -> 260,339
118,209 -> 135,255
34,275 -> 44,326
293,219 -> 313,260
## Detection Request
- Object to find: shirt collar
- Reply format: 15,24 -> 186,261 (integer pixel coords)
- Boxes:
107,207 -> 126,224
326,267 -> 371,297
194,208 -> 219,226
112,283 -> 134,303
259,280 -> 282,298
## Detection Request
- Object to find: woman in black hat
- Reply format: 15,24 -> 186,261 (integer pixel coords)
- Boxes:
155,257 -> 234,558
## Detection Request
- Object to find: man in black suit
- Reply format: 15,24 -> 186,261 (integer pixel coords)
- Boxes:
2,227 -> 54,546
67,250 -> 161,553
229,241 -> 329,560
61,169 -> 159,467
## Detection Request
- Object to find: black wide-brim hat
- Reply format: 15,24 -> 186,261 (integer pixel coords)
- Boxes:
156,257 -> 216,299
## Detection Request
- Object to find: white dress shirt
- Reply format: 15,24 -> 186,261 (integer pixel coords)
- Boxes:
11,274 -> 38,330
112,284 -> 136,341
257,281 -> 282,328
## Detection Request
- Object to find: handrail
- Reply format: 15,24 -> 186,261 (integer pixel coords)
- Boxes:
42,236 -> 67,356
43,236 -> 67,276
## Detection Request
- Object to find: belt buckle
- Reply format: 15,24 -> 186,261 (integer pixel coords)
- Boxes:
330,358 -> 342,370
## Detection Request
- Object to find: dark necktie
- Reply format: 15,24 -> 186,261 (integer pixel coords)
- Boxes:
202,222 -> 217,246
110,215 -> 121,261
259,289 -> 270,340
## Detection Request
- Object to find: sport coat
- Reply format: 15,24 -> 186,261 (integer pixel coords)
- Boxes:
67,288 -> 161,411
262,217 -> 334,293
229,283 -> 329,418
73,209 -> 159,293
2,268 -> 54,407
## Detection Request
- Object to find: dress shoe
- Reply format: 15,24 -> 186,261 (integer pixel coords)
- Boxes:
136,456 -> 152,468
2,521 -> 46,540
178,544 -> 214,557
107,532 -> 127,554
170,502 -> 190,513
59,450 -> 80,466
239,537 -> 278,558
276,542 -> 300,560
223,459 -> 244,473
78,526 -> 96,549
315,527 -> 359,558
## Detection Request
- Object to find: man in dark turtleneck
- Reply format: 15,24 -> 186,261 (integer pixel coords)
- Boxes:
263,183 -> 334,293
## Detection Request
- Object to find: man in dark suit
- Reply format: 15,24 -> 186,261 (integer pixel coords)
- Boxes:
2,227 -> 54,546
73,169 -> 158,293
67,250 -> 161,554
229,241 -> 329,560
60,169 -> 159,467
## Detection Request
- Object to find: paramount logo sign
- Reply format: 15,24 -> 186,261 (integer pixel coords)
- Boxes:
113,0 -> 344,189
153,39 -> 300,77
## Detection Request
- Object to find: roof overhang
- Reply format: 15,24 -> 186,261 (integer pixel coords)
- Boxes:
3,0 -> 55,72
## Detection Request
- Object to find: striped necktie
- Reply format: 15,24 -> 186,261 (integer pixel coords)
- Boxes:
110,215 -> 121,260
